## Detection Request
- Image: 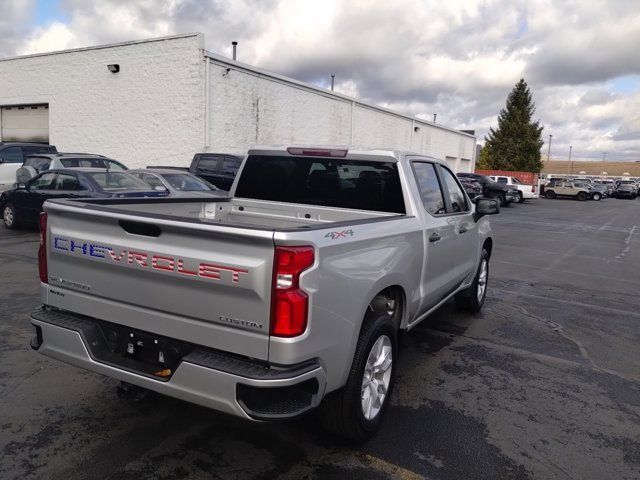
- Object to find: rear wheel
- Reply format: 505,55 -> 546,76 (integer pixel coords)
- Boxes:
455,249 -> 489,313
545,190 -> 557,199
517,192 -> 524,203
2,203 -> 19,229
319,312 -> 397,441
577,192 -> 588,201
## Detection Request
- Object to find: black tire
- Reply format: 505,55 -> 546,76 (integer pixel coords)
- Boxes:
577,192 -> 588,201
455,249 -> 489,313
517,192 -> 524,203
2,203 -> 19,229
592,193 -> 602,201
319,312 -> 397,441
491,193 -> 507,207
545,190 -> 556,199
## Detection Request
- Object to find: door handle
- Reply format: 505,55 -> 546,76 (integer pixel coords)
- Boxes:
459,224 -> 468,234
429,232 -> 441,243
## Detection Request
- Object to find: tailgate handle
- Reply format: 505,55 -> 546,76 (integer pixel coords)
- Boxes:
119,220 -> 161,237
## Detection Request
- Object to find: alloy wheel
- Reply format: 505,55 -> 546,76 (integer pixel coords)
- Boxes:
361,335 -> 393,421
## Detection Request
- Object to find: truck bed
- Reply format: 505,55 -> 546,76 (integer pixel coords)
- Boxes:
50,196 -> 402,230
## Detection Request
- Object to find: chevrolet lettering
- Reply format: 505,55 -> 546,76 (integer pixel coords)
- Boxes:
53,236 -> 249,284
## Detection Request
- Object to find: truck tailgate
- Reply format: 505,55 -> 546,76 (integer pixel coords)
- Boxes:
44,204 -> 274,360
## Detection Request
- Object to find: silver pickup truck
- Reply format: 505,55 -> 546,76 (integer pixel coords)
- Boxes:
31,146 -> 498,440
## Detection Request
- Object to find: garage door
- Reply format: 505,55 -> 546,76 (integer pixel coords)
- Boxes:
1,104 -> 49,142
445,156 -> 457,171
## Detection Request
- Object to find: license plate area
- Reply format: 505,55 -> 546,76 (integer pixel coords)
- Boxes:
123,331 -> 179,375
82,320 -> 194,381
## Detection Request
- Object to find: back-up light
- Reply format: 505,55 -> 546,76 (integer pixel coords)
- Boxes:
38,212 -> 48,284
286,147 -> 348,158
271,246 -> 315,337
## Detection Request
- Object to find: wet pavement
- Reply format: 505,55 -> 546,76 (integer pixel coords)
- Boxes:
1,197 -> 639,479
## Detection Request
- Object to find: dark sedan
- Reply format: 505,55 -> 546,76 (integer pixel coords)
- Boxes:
613,183 -> 638,199
1,168 -> 168,229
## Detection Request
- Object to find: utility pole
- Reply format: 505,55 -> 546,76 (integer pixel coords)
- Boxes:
433,113 -> 437,123
567,146 -> 573,177
330,74 -> 335,91
547,134 -> 552,165
603,152 -> 606,162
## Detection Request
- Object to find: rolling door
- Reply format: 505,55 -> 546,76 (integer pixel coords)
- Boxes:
1,104 -> 49,142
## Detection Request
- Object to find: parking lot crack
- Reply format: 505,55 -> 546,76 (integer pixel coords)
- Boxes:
513,305 -> 636,384
616,225 -> 637,260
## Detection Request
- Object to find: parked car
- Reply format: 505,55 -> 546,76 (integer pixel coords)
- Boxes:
457,172 -> 518,206
1,168 -> 167,229
489,175 -> 539,203
613,180 -> 639,195
130,169 -> 227,198
593,179 -> 615,196
612,183 -> 638,199
581,180 -> 608,199
15,153 -> 127,185
31,146 -> 499,440
543,180 -> 592,201
189,153 -> 243,191
0,142 -> 57,190
458,177 -> 483,200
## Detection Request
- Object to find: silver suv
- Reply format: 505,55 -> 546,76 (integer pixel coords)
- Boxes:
16,153 -> 127,185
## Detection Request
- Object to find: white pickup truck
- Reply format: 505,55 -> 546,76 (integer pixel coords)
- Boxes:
31,146 -> 499,440
490,175 -> 539,202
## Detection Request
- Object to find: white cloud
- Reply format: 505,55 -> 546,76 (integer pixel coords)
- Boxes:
2,0 -> 639,160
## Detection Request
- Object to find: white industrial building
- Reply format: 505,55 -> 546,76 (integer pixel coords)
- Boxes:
0,33 -> 476,171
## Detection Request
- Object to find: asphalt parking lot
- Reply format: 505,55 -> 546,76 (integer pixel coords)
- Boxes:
1,197 -> 639,480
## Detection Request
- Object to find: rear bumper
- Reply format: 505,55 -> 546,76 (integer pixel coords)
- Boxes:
31,307 -> 327,420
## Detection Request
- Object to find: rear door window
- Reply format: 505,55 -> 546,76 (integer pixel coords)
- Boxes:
196,156 -> 221,172
222,157 -> 240,176
411,162 -> 446,215
54,173 -> 82,191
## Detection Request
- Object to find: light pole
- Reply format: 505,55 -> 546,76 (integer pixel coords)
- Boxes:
603,152 -> 606,162
567,146 -> 573,177
547,134 -> 552,164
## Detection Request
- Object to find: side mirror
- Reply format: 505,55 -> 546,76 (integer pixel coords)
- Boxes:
17,183 -> 26,189
154,185 -> 167,191
473,198 -> 499,222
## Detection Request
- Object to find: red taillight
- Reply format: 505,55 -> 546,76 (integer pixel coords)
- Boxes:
38,212 -> 48,284
532,185 -> 536,193
286,147 -> 348,158
270,246 -> 315,337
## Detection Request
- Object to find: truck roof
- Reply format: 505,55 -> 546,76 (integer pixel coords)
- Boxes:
247,145 -> 445,164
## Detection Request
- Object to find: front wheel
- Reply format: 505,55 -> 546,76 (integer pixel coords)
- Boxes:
492,193 -> 507,207
2,203 -> 19,229
592,193 -> 602,201
455,249 -> 489,313
319,312 -> 397,441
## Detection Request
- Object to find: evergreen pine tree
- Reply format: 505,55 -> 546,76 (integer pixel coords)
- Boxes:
484,79 -> 544,172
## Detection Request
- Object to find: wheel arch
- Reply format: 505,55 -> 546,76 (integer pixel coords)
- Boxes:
482,237 -> 493,259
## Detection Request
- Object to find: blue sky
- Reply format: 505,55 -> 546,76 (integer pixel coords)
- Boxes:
35,0 -> 67,26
